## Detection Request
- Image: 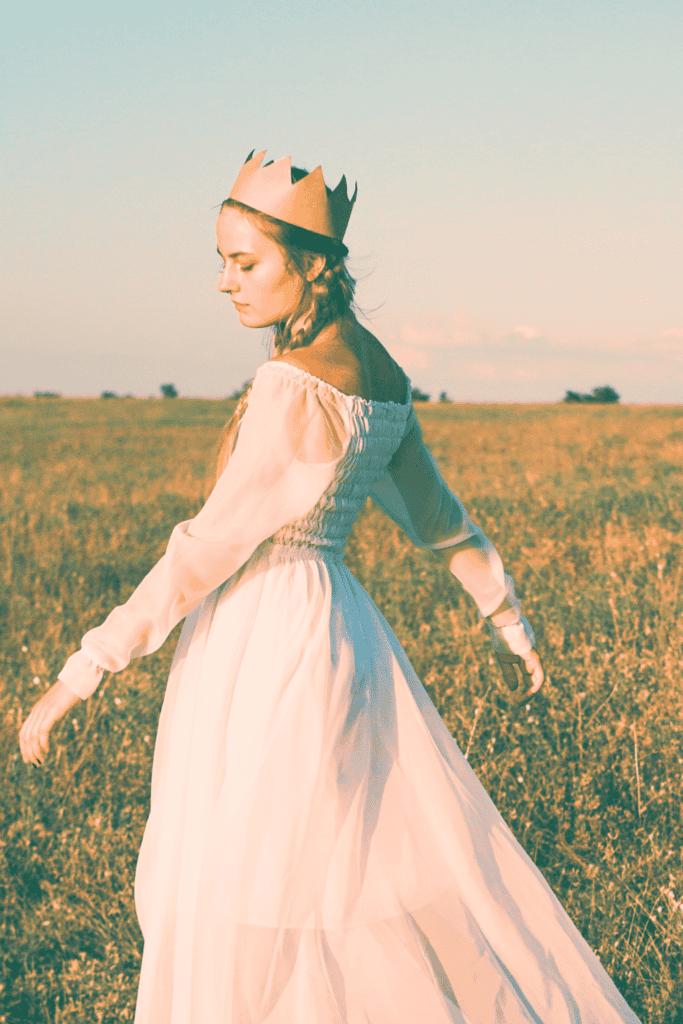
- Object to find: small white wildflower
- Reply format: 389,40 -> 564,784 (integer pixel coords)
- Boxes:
144,735 -> 150,743
22,645 -> 28,652
33,676 -> 40,685
114,697 -> 122,705
72,719 -> 78,729
517,776 -> 524,784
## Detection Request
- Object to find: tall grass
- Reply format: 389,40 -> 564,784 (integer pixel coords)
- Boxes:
0,395 -> 681,1022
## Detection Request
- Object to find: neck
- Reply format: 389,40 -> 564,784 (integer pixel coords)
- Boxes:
306,310 -> 357,350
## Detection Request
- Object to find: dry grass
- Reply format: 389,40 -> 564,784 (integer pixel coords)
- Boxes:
0,395 -> 682,1022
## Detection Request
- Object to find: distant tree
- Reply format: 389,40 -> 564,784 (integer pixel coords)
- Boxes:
33,391 -> 61,398
101,390 -> 118,399
228,380 -> 252,400
412,387 -> 431,402
591,385 -> 620,403
160,383 -> 178,399
438,391 -> 451,403
562,385 -> 620,404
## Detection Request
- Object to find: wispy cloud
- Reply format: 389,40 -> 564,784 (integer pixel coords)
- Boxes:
513,324 -> 540,339
386,345 -> 428,370
382,316 -> 683,402
398,324 -> 463,348
467,362 -> 497,378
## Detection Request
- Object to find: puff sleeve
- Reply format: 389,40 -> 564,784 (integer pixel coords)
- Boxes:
368,406 -> 512,618
57,364 -> 350,699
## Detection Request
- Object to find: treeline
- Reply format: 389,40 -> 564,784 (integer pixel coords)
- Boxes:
562,385 -> 620,404
29,383 -> 622,404
412,385 -> 621,404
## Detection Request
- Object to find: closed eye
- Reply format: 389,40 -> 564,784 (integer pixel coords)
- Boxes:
218,263 -> 254,273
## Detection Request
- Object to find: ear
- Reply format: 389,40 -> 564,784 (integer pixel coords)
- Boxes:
305,255 -> 327,282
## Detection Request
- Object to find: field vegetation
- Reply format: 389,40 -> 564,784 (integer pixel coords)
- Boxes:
0,394 -> 682,1022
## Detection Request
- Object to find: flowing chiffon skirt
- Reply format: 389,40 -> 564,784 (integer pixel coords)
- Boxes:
132,542 -> 640,1024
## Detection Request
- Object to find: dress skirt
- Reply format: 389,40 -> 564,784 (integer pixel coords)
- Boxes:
132,542 -> 640,1024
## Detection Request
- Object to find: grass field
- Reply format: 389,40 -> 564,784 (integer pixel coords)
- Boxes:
1,394 -> 682,1023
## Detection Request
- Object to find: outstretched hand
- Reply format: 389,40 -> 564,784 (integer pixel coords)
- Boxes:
19,680 -> 82,767
495,648 -> 545,704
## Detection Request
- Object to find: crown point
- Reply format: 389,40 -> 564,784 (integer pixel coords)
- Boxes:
228,150 -> 356,241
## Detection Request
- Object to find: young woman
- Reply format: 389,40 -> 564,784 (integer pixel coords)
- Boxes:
19,152 -> 641,1023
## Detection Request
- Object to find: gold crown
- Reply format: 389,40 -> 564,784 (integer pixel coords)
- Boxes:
229,150 -> 357,241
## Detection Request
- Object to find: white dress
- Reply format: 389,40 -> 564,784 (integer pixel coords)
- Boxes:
58,360 -> 641,1024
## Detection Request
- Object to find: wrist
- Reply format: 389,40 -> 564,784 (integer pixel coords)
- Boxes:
54,678 -> 85,706
490,605 -> 521,627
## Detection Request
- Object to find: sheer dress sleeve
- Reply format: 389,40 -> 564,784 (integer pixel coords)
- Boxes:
368,406 -> 514,619
57,365 -> 350,699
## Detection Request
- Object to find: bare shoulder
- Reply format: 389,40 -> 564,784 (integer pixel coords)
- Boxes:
271,322 -> 409,404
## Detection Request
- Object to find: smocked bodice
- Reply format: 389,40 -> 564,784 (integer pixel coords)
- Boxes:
57,356 -> 517,703
268,365 -> 413,559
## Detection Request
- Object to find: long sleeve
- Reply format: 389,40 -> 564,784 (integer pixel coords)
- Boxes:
368,407 -> 510,618
57,365 -> 350,699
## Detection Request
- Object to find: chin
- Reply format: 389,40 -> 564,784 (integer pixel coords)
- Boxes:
236,309 -> 268,328
235,309 -> 256,325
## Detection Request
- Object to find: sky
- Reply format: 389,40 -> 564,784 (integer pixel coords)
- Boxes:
2,0 -> 682,403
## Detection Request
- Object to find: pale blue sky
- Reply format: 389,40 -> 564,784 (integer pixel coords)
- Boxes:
2,0 -> 682,402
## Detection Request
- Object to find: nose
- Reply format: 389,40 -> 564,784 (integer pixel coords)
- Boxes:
218,264 -> 238,293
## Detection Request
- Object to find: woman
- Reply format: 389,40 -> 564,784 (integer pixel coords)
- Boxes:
19,151 -> 641,1023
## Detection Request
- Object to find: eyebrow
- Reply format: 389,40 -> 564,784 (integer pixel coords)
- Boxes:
217,247 -> 255,259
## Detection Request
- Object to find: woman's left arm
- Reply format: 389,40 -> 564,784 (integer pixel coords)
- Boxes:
369,410 -> 544,699
433,545 -> 545,700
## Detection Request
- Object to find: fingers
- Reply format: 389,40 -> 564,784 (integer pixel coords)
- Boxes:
19,709 -> 51,767
524,651 -> 544,688
520,650 -> 545,700
495,650 -> 545,703
18,681 -> 81,768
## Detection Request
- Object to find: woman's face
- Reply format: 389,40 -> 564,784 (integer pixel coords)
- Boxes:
216,207 -> 305,328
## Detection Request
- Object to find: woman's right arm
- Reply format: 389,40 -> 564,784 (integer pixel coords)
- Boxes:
55,365 -> 350,701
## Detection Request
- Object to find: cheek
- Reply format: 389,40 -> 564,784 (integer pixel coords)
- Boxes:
242,259 -> 303,316
268,263 -> 302,305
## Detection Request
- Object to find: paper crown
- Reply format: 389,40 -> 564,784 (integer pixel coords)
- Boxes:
229,150 -> 357,241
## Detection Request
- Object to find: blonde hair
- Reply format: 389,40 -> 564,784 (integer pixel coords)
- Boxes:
211,172 -> 356,484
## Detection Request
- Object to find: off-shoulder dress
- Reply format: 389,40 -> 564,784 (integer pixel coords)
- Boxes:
58,359 -> 641,1024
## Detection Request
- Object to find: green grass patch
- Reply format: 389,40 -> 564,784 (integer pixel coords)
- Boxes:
1,397 -> 682,1022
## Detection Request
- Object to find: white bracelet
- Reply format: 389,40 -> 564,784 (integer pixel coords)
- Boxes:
489,618 -> 535,657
